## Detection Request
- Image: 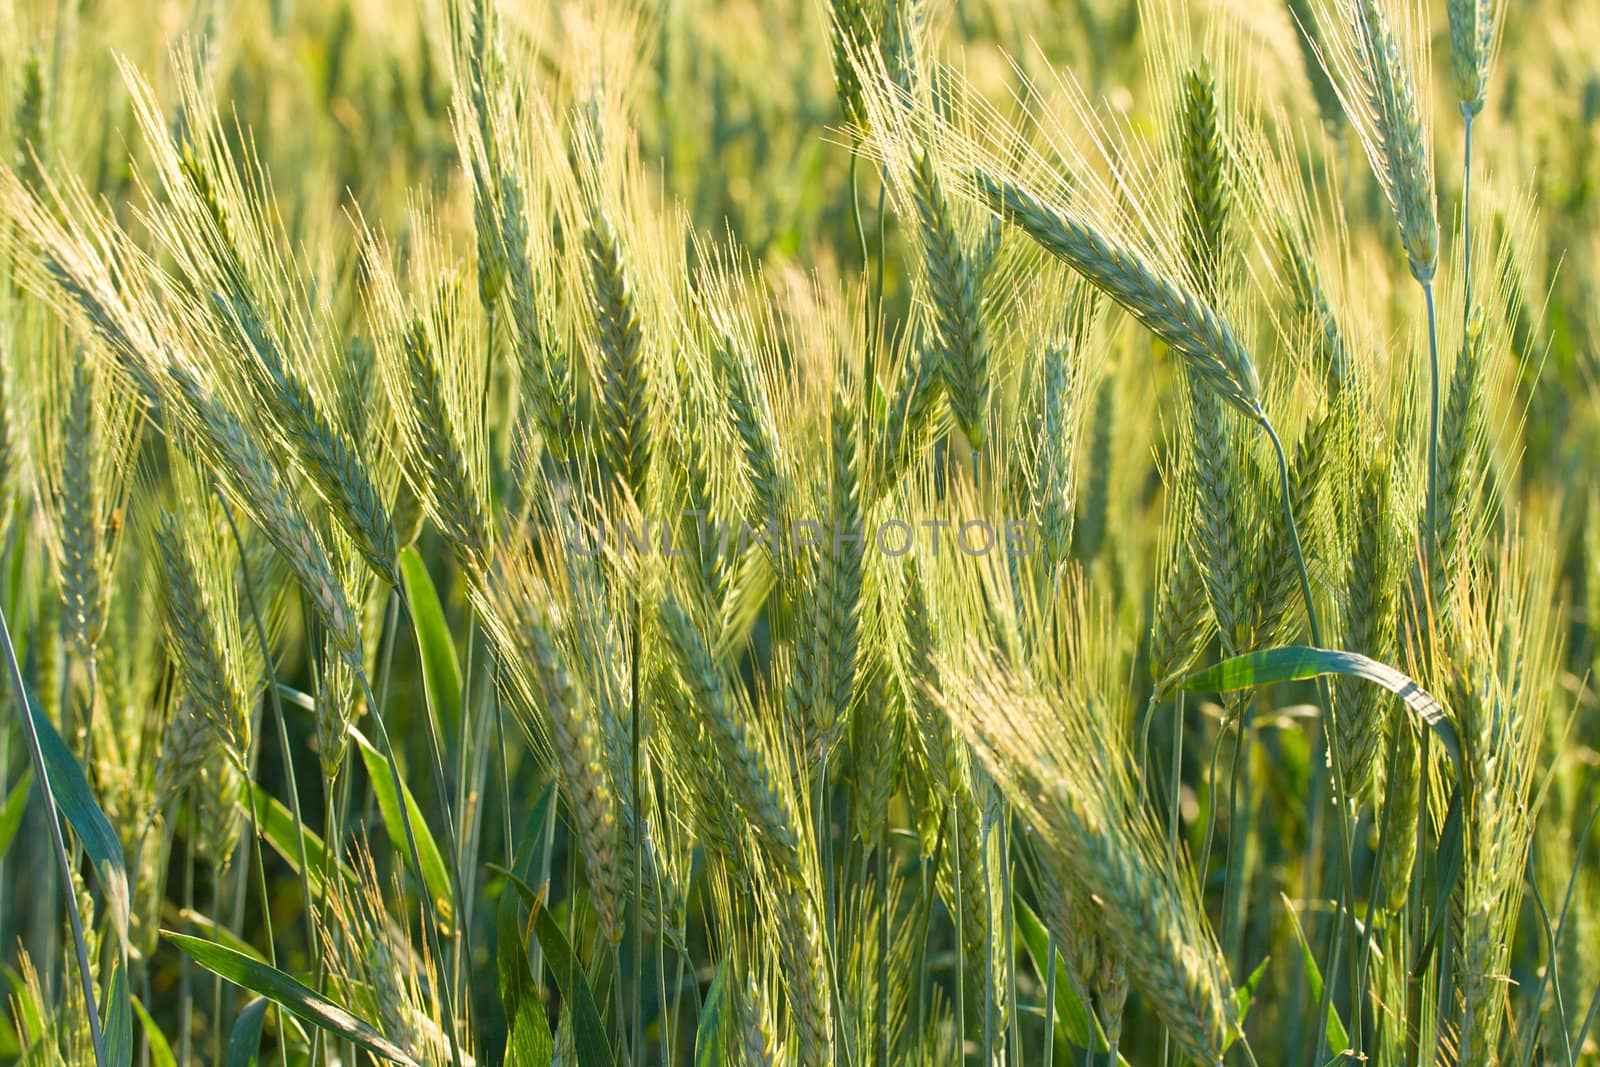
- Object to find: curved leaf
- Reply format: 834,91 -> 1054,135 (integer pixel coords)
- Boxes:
350,727 -> 453,927
1183,646 -> 1463,777
494,868 -> 616,1067
165,932 -> 419,1066
225,998 -> 269,1067
131,996 -> 176,1067
497,883 -> 554,1065
1014,895 -> 1116,1057
400,547 -> 462,729
1281,894 -> 1348,1055
29,687 -> 130,946
244,783 -> 354,904
104,962 -> 132,1067
695,960 -> 729,1067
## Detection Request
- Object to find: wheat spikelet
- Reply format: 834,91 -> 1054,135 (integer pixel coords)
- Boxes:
827,0 -> 875,127
911,148 -> 988,451
499,176 -> 574,457
1447,0 -> 1496,116
399,315 -> 492,571
1378,713 -> 1419,913
1148,479 -> 1216,696
1031,332 -> 1080,573
1335,454 -> 1401,800
12,47 -> 45,193
1325,0 -> 1439,283
56,360 -> 103,656
150,696 -> 215,817
152,510 -> 250,767
1430,310 -> 1485,607
1178,63 -> 1230,298
496,575 -> 623,944
586,213 -> 652,497
849,653 -> 899,846
1284,0 -> 1345,127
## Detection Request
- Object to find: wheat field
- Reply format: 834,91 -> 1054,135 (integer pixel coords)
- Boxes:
0,0 -> 1595,1063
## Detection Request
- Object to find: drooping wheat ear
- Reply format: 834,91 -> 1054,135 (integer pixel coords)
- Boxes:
1148,482 -> 1216,696
223,297 -> 399,585
1255,410 -> 1332,646
500,177 -> 573,456
1448,0 -> 1495,116
57,360 -> 103,656
507,586 -> 622,944
943,657 -> 1237,1063
1348,0 -> 1439,284
586,212 -> 652,497
973,169 -> 1263,422
1179,63 -> 1230,298
400,317 -> 491,572
1075,373 -> 1114,564
912,148 -> 989,451
13,47 -> 46,192
170,365 -> 363,664
1378,713 -> 1419,913
153,511 -> 250,767
660,596 -> 804,869
1336,454 -> 1401,800
1430,310 -> 1485,606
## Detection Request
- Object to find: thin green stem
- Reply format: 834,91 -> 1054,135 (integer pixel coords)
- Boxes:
629,604 -> 644,1067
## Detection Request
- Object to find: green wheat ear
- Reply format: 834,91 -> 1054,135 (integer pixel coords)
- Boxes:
587,212 -> 652,498
973,169 -> 1264,423
1352,0 -> 1439,284
911,148 -> 988,452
